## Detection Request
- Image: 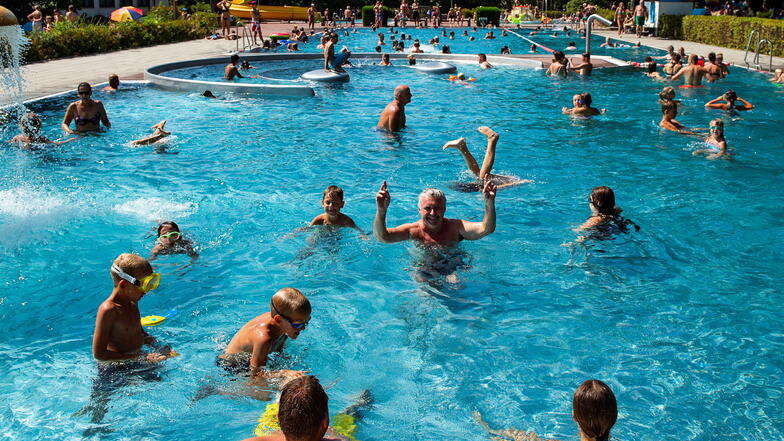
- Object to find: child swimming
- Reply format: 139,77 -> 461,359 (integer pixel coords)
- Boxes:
150,221 -> 198,261
692,118 -> 730,159
576,186 -> 639,237
473,379 -> 618,441
219,287 -> 310,379
562,93 -> 605,116
309,185 -> 362,231
8,112 -> 74,148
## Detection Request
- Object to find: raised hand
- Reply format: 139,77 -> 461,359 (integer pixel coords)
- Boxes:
376,180 -> 391,211
483,178 -> 496,200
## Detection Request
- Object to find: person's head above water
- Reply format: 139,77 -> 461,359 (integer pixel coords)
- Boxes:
230,54 -> 239,65
278,376 -> 329,441
724,89 -> 737,102
589,186 -> 620,216
573,380 -> 618,441
109,253 -> 155,298
580,92 -> 593,107
709,118 -> 724,138
478,53 -> 487,62
19,112 -> 43,136
108,74 -> 119,89
647,61 -> 657,74
394,85 -> 412,104
203,90 -> 216,98
270,287 -> 311,338
661,99 -> 678,118
688,53 -> 698,65
658,86 -> 676,102
382,53 -> 390,62
77,82 -> 92,99
322,185 -> 344,217
418,188 -> 446,229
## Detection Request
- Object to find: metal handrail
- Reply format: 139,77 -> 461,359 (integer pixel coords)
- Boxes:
743,29 -> 759,68
756,39 -> 773,72
585,13 -> 612,54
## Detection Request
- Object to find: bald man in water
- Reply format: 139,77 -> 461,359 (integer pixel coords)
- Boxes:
377,85 -> 411,132
670,54 -> 707,87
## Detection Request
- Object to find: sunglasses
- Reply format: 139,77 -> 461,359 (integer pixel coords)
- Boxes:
160,231 -> 182,239
77,90 -> 91,95
271,301 -> 309,329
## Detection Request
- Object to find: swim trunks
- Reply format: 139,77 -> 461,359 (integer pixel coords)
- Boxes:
330,51 -> 350,69
255,403 -> 358,440
634,16 -> 644,26
216,354 -> 251,376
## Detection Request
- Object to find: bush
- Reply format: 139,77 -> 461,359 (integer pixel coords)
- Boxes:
23,15 -> 215,63
361,4 -> 393,27
474,7 -> 501,25
681,15 -> 784,57
657,14 -> 684,39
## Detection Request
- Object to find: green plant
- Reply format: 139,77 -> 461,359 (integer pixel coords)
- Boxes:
474,7 -> 501,25
657,14 -> 684,39
361,5 -> 393,27
681,15 -> 784,57
145,5 -> 176,23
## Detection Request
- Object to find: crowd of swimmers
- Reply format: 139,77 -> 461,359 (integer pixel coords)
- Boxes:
5,18 -> 779,441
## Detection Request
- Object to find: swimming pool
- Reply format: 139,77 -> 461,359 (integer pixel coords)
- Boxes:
1,35 -> 783,441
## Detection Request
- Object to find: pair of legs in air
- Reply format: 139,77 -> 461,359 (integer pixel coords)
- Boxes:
443,126 -> 532,190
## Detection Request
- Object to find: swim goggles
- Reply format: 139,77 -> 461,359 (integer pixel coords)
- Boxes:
271,301 -> 309,329
160,231 -> 182,239
111,264 -> 161,293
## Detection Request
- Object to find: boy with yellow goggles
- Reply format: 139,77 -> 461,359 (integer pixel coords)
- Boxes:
110,264 -> 161,293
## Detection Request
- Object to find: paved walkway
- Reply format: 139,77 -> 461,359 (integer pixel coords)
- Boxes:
593,28 -> 784,71
11,22 -> 784,104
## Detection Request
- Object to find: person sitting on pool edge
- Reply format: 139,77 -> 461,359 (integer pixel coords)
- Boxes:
219,287 -> 310,379
563,93 -> 605,116
324,33 -> 351,73
704,90 -> 753,112
308,185 -> 362,231
474,379 -> 618,441
101,74 -> 120,92
92,253 -> 174,362
373,180 -> 496,247
442,126 -> 532,192
377,85 -> 411,132
150,221 -> 198,261
242,376 -> 374,441
62,82 -> 111,134
693,118 -> 730,160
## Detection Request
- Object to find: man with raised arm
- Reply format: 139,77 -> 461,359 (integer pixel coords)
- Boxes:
377,85 -> 411,132
670,54 -> 707,87
373,180 -> 496,246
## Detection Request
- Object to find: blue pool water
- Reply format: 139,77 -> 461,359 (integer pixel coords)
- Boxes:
1,34 -> 784,441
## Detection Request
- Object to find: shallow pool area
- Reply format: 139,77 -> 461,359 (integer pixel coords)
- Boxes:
1,35 -> 784,441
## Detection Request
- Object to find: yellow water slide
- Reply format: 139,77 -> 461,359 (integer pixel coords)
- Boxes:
228,0 -> 318,21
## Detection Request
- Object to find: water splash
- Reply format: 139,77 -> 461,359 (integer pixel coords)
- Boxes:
0,25 -> 27,106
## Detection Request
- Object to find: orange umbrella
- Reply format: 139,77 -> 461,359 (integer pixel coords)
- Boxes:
110,6 -> 145,22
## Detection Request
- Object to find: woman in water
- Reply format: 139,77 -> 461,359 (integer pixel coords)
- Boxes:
380,53 -> 392,66
663,53 -> 682,76
704,90 -> 754,112
646,61 -> 663,79
150,221 -> 199,261
442,126 -> 532,192
474,379 -> 618,441
546,51 -> 568,76
61,82 -> 111,134
693,118 -> 730,159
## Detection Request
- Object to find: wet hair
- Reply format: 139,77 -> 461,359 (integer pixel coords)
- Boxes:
478,53 -> 487,61
110,253 -> 153,287
724,90 -> 737,101
382,53 -> 389,61
644,56 -> 653,62
375,45 -> 382,52
661,99 -> 677,116
580,92 -> 593,106
19,112 -> 42,136
709,118 -> 724,135
658,86 -> 675,103
203,90 -> 216,98
688,54 -> 698,64
278,376 -> 329,440
108,74 -> 119,86
322,185 -> 343,201
573,380 -> 618,441
590,186 -> 621,216
441,45 -> 450,54
157,221 -> 181,236
569,41 -> 575,46
270,287 -> 311,318
418,188 -> 446,206
672,53 -> 681,63
77,82 -> 91,93
708,52 -> 716,62
647,62 -> 657,73
230,54 -> 239,64
667,45 -> 674,52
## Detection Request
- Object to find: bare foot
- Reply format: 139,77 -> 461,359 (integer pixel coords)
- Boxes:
150,120 -> 167,130
477,126 -> 498,140
442,137 -> 466,150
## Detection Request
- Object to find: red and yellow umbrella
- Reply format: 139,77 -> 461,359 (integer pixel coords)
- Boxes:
110,6 -> 144,22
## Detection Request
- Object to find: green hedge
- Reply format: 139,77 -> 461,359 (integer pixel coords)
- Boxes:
679,16 -> 783,57
657,14 -> 684,39
361,5 -> 394,27
23,12 -> 215,63
474,7 -> 501,25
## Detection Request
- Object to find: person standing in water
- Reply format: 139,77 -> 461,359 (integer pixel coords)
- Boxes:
62,82 -> 111,134
377,85 -> 411,132
693,118 -> 730,159
670,54 -> 707,87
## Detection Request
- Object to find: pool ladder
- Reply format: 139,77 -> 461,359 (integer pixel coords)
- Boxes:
584,14 -> 613,55
744,29 -> 773,72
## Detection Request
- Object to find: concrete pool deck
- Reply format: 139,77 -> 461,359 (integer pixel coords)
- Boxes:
10,21 -> 783,104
